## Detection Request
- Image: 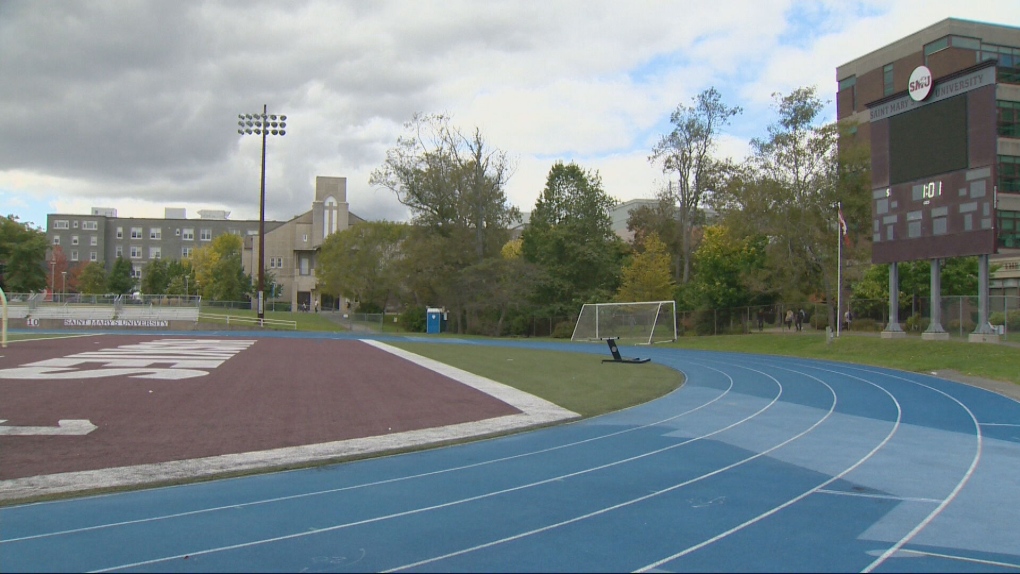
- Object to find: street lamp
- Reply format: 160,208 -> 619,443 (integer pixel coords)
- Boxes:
238,105 -> 286,324
50,259 -> 56,300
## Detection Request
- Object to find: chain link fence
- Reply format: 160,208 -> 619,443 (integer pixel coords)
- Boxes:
676,296 -> 1019,338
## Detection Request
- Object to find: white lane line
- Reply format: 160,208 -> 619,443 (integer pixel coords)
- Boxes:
815,489 -> 943,504
895,548 -> 1020,569
388,362 -> 835,573
851,367 -> 983,574
2,357 -> 731,544
89,365 -> 783,573
632,361 -> 902,573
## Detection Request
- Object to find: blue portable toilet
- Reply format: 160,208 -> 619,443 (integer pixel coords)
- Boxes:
426,307 -> 443,334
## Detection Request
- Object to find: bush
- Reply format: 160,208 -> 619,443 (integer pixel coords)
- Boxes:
552,320 -> 575,339
905,314 -> 929,332
811,313 -> 829,330
399,306 -> 427,333
852,318 -> 880,332
990,310 -> 1020,331
947,318 -> 977,333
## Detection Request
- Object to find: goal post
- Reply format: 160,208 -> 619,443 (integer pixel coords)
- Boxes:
571,300 -> 677,345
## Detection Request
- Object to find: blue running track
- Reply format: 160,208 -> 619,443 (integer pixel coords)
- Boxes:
2,334 -> 1019,572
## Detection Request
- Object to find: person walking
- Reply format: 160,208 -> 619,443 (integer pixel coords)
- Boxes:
785,309 -> 794,331
795,308 -> 805,332
757,309 -> 764,332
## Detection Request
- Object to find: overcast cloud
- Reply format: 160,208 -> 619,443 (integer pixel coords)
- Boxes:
2,0 -> 1018,229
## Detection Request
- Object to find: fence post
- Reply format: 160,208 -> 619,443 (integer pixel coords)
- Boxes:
714,308 -> 717,336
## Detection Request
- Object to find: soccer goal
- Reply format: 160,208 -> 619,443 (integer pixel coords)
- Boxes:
571,300 -> 677,345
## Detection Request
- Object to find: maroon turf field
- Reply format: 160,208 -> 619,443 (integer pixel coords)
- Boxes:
0,336 -> 520,480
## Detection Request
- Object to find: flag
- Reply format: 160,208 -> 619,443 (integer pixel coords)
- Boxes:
837,204 -> 851,248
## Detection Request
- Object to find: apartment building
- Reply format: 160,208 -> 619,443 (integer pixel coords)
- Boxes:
45,175 -> 360,311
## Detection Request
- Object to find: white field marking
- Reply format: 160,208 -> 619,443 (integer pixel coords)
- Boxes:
895,548 -> 1020,569
634,360 -> 903,574
87,364 -> 776,573
979,422 -> 1020,427
0,372 -> 728,544
815,489 -> 943,504
393,361 -> 839,573
361,340 -> 576,417
0,345 -> 722,526
0,339 -> 256,380
848,367 -> 983,574
0,419 -> 97,436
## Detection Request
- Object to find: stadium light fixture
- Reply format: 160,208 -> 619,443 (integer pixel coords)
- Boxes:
237,105 -> 286,324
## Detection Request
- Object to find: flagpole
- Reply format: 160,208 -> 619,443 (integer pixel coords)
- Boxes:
836,202 -> 842,338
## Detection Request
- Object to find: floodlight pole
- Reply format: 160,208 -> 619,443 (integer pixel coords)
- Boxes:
238,105 -> 286,325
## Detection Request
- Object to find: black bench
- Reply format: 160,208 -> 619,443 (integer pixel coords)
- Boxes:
601,337 -> 650,364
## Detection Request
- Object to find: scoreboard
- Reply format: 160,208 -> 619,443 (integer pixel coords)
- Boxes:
870,167 -> 996,263
868,60 -> 999,264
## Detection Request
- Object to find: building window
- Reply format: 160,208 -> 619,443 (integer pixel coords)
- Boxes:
883,63 -> 894,96
980,42 -> 1020,85
132,265 -> 142,279
71,235 -> 79,246
182,247 -> 193,258
998,100 -> 1020,138
73,220 -> 79,228
70,250 -> 78,261
299,254 -> 310,275
115,245 -> 123,258
90,235 -> 98,246
149,246 -> 161,259
82,220 -> 98,230
52,236 -> 60,245
269,256 -> 283,268
302,233 -> 309,242
116,227 -> 123,239
200,229 -> 212,241
150,228 -> 162,240
90,251 -> 98,262
838,75 -> 856,112
182,228 -> 194,241
54,220 -> 69,230
999,210 -> 1020,249
130,227 -> 142,239
1000,155 -> 1020,193
130,245 -> 142,259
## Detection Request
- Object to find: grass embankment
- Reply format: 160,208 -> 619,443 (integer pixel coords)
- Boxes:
391,343 -> 684,418
666,333 -> 1020,385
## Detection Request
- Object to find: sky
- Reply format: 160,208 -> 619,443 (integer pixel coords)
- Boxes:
2,0 -> 1018,231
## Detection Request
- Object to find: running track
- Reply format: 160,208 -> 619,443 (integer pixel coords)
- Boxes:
2,333 -> 1020,572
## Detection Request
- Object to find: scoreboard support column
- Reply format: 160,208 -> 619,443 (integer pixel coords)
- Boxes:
969,254 -> 1000,343
922,259 -> 949,340
882,262 -> 906,339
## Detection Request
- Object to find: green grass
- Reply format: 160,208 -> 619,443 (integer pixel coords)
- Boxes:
391,343 -> 684,418
666,332 -> 1020,385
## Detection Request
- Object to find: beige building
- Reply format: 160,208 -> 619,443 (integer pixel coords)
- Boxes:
244,176 -> 364,311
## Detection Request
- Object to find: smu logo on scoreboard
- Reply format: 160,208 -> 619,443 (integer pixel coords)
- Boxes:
908,66 -> 933,102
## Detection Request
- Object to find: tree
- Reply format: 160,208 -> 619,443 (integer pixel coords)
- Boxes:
521,161 -> 627,312
683,225 -> 769,312
108,256 -> 135,294
626,193 -> 683,277
710,87 -> 870,324
165,259 -> 196,297
616,233 -> 675,302
76,262 -> 109,295
369,113 -> 520,262
318,221 -> 410,311
0,215 -> 48,293
140,258 -> 171,295
369,113 -> 523,331
650,87 -> 741,284
191,234 -> 247,301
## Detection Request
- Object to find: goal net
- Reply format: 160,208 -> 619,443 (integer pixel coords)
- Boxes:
571,300 -> 677,345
